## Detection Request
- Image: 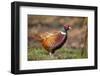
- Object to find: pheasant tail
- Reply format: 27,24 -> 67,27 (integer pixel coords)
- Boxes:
28,33 -> 42,41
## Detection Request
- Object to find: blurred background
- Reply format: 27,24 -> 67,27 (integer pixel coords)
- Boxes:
28,15 -> 88,60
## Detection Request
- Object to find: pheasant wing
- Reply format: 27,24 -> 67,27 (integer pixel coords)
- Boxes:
42,31 -> 66,49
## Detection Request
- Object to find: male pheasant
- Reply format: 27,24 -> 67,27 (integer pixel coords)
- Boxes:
31,24 -> 71,56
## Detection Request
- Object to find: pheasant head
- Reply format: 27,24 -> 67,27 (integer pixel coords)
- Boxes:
63,24 -> 72,31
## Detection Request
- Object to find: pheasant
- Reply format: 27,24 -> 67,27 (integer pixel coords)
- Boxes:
31,24 -> 71,56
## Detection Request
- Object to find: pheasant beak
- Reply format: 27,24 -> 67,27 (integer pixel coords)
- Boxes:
69,26 -> 72,30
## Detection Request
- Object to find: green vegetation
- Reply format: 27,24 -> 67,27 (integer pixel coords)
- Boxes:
28,47 -> 88,61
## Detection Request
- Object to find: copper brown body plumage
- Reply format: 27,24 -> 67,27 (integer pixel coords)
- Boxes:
32,25 -> 71,56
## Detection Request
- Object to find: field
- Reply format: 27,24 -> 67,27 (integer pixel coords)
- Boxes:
28,47 -> 88,61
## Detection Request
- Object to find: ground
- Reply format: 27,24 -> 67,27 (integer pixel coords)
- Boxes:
28,47 -> 88,61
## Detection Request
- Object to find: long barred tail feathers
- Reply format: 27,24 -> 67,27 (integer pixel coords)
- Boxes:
28,33 -> 42,41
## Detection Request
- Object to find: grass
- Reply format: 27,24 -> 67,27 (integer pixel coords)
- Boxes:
28,47 -> 88,61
